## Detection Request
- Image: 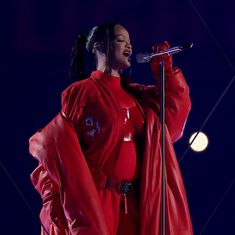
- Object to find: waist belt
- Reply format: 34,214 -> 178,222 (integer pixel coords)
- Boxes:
89,166 -> 139,214
104,177 -> 138,194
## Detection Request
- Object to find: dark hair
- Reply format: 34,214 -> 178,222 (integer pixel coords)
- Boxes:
69,33 -> 87,81
86,23 -> 117,75
69,23 -> 116,81
86,23 -> 116,54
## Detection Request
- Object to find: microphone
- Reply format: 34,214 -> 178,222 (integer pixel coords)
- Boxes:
136,42 -> 193,63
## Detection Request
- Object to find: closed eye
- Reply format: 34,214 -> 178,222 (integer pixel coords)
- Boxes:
116,39 -> 125,42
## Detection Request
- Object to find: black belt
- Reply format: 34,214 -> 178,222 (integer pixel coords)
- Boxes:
104,177 -> 139,214
89,166 -> 139,214
104,177 -> 139,194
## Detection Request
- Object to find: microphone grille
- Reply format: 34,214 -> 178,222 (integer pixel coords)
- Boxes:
136,53 -> 148,63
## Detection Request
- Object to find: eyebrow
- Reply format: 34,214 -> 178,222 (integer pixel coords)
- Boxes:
114,34 -> 129,38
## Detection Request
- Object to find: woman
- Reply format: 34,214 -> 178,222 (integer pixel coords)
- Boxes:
29,23 -> 193,235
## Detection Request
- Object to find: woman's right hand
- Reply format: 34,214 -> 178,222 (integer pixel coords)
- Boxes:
150,41 -> 173,75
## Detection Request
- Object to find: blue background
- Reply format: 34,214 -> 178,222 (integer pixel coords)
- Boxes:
1,0 -> 235,234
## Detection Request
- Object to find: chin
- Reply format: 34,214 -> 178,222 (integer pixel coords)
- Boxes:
121,61 -> 131,69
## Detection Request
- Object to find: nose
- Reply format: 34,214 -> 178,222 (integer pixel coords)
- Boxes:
126,42 -> 132,50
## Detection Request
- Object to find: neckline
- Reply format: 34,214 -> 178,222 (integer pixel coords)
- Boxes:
91,70 -> 121,87
91,70 -> 120,80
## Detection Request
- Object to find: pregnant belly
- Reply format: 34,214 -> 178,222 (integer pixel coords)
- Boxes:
105,141 -> 141,181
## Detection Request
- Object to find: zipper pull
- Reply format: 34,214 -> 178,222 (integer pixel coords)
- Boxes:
123,193 -> 128,214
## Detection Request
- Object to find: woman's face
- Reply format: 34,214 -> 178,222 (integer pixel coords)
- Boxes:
109,24 -> 132,70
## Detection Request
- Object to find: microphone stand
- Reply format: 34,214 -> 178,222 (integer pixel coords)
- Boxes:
160,60 -> 166,235
135,43 -> 193,235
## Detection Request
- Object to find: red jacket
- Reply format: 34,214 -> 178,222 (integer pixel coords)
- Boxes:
29,69 -> 193,235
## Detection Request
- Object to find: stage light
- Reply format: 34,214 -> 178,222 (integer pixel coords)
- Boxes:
189,131 -> 209,152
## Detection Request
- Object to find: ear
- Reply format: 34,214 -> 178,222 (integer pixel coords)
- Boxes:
92,42 -> 104,53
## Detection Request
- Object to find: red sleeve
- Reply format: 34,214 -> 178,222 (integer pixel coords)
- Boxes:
153,67 -> 191,142
61,81 -> 88,139
29,82 -> 85,232
30,164 -> 68,232
29,114 -> 110,235
133,67 -> 191,143
61,82 -> 81,127
31,164 -> 59,201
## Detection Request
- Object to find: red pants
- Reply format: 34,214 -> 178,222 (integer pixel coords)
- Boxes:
97,189 -> 140,235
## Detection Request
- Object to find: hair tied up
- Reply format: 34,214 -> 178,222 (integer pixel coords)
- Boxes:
69,33 -> 87,81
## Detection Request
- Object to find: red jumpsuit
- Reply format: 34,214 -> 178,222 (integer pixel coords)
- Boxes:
30,68 -> 193,234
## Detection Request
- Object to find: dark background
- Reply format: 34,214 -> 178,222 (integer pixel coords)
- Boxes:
1,0 -> 235,234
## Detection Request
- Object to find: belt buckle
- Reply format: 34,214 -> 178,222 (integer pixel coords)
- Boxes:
121,181 -> 132,194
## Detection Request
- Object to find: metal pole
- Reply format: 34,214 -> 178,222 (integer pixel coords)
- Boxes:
160,60 -> 166,235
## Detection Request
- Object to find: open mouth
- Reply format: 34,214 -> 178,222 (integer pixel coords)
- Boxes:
123,51 -> 131,57
123,51 -> 132,61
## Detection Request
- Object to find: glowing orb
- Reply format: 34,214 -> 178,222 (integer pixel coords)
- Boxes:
189,131 -> 209,152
